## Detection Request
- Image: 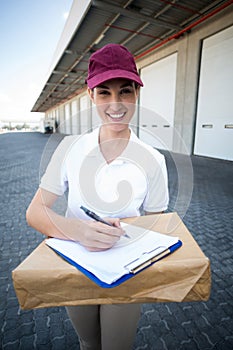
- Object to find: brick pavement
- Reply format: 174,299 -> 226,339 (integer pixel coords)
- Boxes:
0,132 -> 232,350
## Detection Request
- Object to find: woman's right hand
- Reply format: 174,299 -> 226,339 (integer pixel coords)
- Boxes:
69,218 -> 125,252
26,189 -> 124,252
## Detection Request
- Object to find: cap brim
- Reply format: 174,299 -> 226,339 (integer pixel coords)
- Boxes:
86,69 -> 143,89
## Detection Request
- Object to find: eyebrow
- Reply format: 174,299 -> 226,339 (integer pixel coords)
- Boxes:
96,82 -> 134,89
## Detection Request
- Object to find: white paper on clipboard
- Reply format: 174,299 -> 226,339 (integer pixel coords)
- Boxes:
46,223 -> 179,284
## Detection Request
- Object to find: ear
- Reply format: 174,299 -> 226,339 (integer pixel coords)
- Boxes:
87,88 -> 95,103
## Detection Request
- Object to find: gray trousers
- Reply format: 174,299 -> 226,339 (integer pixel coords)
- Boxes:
66,304 -> 141,350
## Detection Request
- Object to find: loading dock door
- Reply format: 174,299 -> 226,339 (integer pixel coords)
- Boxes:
139,53 -> 177,150
194,26 -> 233,161
80,95 -> 89,133
65,103 -> 71,135
71,100 -> 79,134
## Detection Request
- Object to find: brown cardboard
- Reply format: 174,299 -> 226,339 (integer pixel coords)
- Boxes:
12,213 -> 211,309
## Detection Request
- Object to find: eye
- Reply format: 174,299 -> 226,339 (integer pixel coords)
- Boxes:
120,88 -> 134,95
98,90 -> 110,95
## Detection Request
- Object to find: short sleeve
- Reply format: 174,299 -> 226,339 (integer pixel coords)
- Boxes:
39,136 -> 76,195
142,155 -> 169,213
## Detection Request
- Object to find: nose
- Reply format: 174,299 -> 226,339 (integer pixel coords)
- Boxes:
109,92 -> 123,110
109,101 -> 122,112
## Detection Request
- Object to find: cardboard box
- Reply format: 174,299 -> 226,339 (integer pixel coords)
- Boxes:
12,213 -> 211,309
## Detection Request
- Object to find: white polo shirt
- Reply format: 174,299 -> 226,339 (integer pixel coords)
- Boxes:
40,127 -> 169,219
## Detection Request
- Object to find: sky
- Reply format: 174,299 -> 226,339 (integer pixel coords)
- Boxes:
0,0 -> 73,123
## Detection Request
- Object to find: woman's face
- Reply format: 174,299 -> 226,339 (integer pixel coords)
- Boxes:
88,78 -> 139,133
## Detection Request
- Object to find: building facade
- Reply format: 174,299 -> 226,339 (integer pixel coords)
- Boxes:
35,1 -> 233,160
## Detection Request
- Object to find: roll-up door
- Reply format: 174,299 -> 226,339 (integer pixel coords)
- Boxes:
71,100 -> 79,134
80,95 -> 89,133
194,26 -> 233,161
65,103 -> 71,134
139,53 -> 177,150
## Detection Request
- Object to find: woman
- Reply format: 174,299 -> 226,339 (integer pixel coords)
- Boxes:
26,44 -> 169,350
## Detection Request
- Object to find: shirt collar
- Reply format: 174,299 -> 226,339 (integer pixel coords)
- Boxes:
85,126 -> 139,165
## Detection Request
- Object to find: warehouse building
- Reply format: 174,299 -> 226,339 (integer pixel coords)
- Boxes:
32,0 -> 233,160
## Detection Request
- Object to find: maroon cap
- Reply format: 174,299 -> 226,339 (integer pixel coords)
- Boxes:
86,43 -> 143,89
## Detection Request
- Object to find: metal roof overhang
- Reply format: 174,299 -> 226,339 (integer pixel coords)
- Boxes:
31,0 -> 233,113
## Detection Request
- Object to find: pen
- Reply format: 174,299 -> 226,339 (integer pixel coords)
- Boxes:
80,205 -> 130,238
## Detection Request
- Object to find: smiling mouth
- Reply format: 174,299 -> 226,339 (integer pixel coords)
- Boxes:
106,112 -> 126,121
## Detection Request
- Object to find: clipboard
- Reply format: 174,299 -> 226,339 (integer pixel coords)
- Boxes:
50,240 -> 182,288
46,223 -> 182,288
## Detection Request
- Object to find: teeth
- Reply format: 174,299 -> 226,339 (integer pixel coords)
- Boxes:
108,113 -> 125,119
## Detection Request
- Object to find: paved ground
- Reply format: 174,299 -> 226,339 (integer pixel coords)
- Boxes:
0,132 -> 232,350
